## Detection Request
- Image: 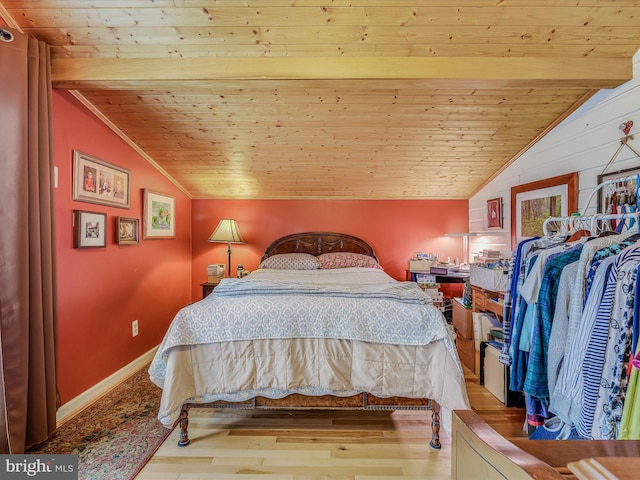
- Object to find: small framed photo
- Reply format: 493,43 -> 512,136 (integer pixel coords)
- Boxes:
116,216 -> 140,245
487,197 -> 503,229
73,210 -> 107,248
72,150 -> 131,209
143,189 -> 175,239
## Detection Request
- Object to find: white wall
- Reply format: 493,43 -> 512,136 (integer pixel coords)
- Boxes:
469,49 -> 640,258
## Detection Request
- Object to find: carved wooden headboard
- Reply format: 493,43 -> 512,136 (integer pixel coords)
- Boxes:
261,232 -> 378,262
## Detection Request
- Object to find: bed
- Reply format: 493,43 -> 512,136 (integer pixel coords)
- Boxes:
149,232 -> 470,450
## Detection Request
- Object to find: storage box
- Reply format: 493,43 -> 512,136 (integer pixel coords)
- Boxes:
409,259 -> 436,271
472,312 -> 501,349
207,264 -> 225,284
484,344 -> 506,403
426,291 -> 444,301
470,264 -> 508,292
452,298 -> 473,339
415,273 -> 437,284
456,333 -> 475,373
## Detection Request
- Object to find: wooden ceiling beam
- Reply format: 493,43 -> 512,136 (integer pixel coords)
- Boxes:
51,56 -> 632,90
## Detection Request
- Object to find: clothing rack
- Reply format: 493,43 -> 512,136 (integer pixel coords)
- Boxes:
509,160 -> 640,441
542,211 -> 640,236
581,174 -> 638,216
580,128 -> 639,214
543,164 -> 640,236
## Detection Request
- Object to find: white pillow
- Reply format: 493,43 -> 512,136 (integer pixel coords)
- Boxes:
258,253 -> 321,270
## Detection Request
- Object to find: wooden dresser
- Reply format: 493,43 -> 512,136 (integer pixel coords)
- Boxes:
471,285 -> 504,323
453,287 -> 504,376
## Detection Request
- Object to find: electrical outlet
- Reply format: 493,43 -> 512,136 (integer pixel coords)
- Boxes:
132,320 -> 139,337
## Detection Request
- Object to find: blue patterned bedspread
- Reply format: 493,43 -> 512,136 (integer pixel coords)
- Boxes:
149,268 -> 450,380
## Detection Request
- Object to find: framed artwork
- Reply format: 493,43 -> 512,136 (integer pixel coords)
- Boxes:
487,197 -> 503,229
143,189 -> 175,239
116,216 -> 140,245
72,150 -> 131,209
510,172 -> 578,249
73,210 -> 107,248
597,166 -> 640,214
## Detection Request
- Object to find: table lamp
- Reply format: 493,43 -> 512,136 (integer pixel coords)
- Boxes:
444,232 -> 479,265
207,218 -> 245,277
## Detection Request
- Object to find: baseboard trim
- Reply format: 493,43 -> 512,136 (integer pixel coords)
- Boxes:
56,346 -> 158,426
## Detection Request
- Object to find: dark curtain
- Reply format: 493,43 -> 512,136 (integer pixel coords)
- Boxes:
0,25 -> 58,454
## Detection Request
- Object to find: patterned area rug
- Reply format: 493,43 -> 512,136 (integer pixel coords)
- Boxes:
28,366 -> 173,480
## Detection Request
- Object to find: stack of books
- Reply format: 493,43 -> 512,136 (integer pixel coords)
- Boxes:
429,263 -> 460,275
417,282 -> 444,312
474,249 -> 503,264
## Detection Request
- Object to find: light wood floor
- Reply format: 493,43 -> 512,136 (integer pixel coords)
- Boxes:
137,368 -> 528,479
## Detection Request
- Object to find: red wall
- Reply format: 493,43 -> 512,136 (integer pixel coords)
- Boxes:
53,91 -> 192,403
50,91 -> 468,404
191,200 -> 469,299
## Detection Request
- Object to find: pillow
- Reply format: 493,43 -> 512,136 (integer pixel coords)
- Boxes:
317,252 -> 382,270
258,253 -> 320,270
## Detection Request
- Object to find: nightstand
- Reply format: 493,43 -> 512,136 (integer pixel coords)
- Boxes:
200,282 -> 218,299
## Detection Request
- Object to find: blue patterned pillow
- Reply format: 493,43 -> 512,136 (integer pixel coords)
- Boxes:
258,253 -> 321,270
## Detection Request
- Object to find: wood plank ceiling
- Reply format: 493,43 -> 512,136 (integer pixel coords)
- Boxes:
2,1 -> 640,199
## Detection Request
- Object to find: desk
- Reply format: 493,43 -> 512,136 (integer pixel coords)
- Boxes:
406,270 -> 469,283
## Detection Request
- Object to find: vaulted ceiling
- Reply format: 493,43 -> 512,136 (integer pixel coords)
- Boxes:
2,1 -> 640,199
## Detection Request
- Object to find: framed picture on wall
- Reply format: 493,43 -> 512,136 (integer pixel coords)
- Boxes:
72,150 -> 131,209
73,210 -> 107,248
510,172 -> 578,249
143,189 -> 175,239
487,198 -> 503,229
597,166 -> 640,214
116,216 -> 140,245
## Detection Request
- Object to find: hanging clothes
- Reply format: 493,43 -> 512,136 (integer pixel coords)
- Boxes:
498,237 -> 538,367
505,227 -> 640,438
578,245 -> 640,439
525,244 -> 584,402
595,246 -> 640,439
551,235 -> 638,425
551,254 -> 616,426
505,174 -> 640,440
546,261 -> 578,410
506,237 -> 578,426
566,232 -> 638,354
619,343 -> 640,439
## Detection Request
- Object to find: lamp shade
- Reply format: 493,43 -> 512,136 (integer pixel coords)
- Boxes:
207,218 -> 245,244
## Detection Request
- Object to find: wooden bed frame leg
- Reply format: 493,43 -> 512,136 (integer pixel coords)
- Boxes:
429,401 -> 441,450
178,405 -> 191,447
